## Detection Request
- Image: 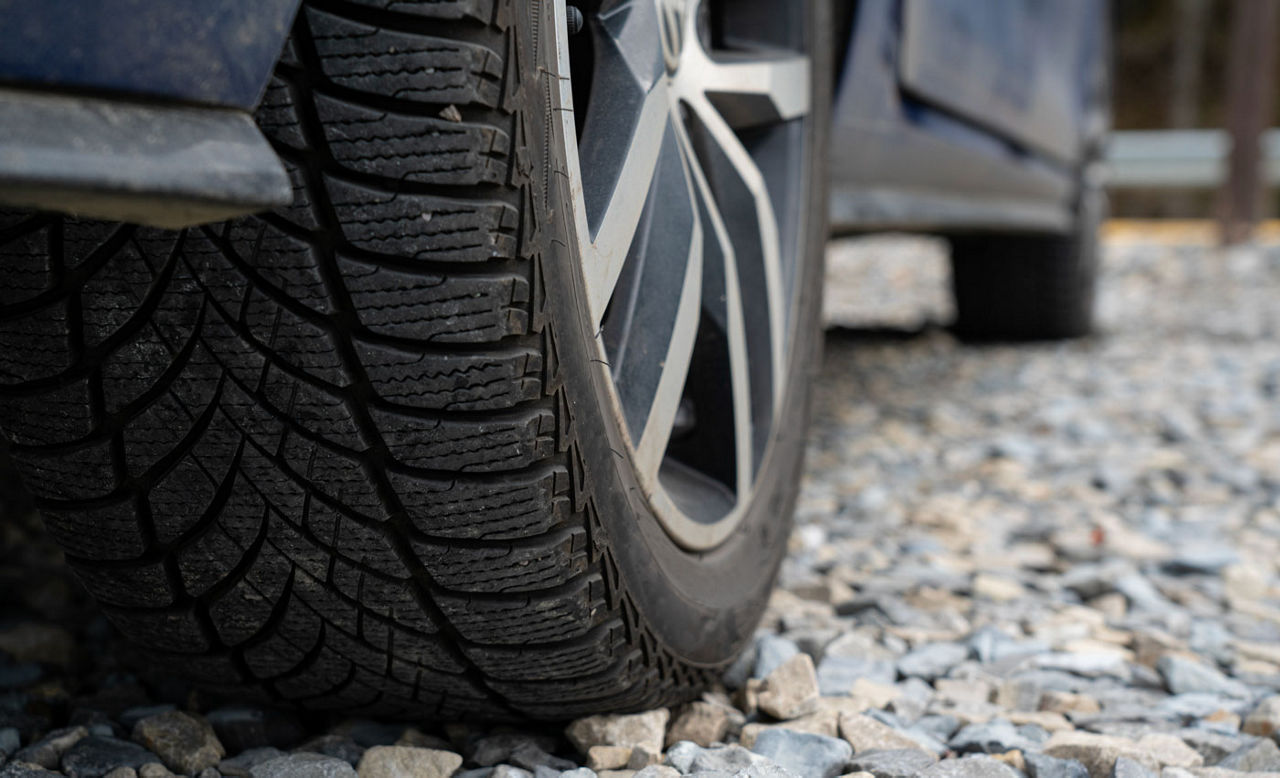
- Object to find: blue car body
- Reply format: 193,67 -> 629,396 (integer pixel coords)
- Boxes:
0,0 -> 1108,234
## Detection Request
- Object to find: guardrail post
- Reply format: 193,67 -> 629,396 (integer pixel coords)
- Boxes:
1218,0 -> 1279,244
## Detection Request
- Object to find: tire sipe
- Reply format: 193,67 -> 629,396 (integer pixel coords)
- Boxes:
0,0 -> 829,718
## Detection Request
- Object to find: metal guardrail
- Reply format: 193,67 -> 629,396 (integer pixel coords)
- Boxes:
1106,129 -> 1280,188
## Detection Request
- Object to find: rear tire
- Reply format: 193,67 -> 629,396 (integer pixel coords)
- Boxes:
0,0 -> 828,718
948,189 -> 1102,341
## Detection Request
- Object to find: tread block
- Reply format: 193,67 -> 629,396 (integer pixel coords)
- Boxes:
315,95 -> 510,185
340,0 -> 495,23
281,434 -> 390,520
0,300 -> 72,385
357,339 -> 542,411
462,620 -> 628,681
209,541 -> 293,645
260,363 -> 367,450
104,607 -> 211,654
43,500 -> 147,561
13,438 -> 118,501
72,559 -> 178,608
371,406 -> 554,472
242,288 -> 352,386
0,220 -> 55,306
338,255 -> 528,342
222,220 -> 334,315
242,593 -> 322,679
0,378 -> 94,446
389,468 -> 567,539
256,77 -> 308,149
79,238 -> 161,348
436,574 -> 605,645
326,177 -> 519,263
412,527 -> 588,593
307,7 -> 503,107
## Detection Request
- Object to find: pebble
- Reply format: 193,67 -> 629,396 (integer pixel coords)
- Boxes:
948,720 -> 1040,755
1023,752 -> 1090,778
14,726 -> 87,769
60,737 -> 159,778
251,752 -> 358,778
567,712 -> 669,757
750,729 -> 851,778
1215,738 -> 1280,772
355,746 -> 462,778
1156,657 -> 1251,699
666,702 -> 732,748
1243,696 -> 1280,736
757,655 -> 821,721
131,711 -> 225,775
845,748 -> 938,778
838,714 -> 928,754
898,644 -> 969,681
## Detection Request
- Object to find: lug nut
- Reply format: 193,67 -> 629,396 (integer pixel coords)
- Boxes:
567,5 -> 585,35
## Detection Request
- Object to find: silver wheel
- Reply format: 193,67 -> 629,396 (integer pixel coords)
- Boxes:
551,0 -> 815,549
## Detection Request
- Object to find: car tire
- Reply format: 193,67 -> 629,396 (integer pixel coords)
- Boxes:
0,0 -> 829,718
948,187 -> 1102,341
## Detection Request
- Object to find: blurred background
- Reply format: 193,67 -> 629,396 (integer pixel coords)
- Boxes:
1111,0 -> 1279,237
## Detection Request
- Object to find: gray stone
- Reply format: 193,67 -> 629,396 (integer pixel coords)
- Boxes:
0,764 -> 62,777
948,720 -> 1038,755
293,735 -> 365,766
1175,730 -> 1256,764
1024,752 -> 1090,778
0,727 -> 19,759
919,757 -> 1021,778
750,729 -> 852,778
1156,656 -> 1250,698
61,736 -> 159,778
507,743 -> 576,772
846,749 -> 937,778
490,767 -> 531,778
816,657 -> 897,696
559,770 -> 596,778
131,710 -> 226,775
219,747 -> 287,777
665,741 -> 702,774
250,753 -> 357,778
137,764 -> 174,778
1109,757 -> 1155,778
754,636 -> 801,680
13,725 -> 87,769
1163,547 -> 1239,576
898,644 -> 968,681
471,735 -> 561,768
1215,738 -> 1280,772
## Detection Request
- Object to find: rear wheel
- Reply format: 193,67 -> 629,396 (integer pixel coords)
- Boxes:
948,188 -> 1102,341
0,0 -> 828,717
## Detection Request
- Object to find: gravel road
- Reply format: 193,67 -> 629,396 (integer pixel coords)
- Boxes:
3,234 -> 1280,778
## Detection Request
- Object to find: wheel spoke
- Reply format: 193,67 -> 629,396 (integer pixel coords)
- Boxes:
582,86 -> 672,324
689,51 -> 812,129
669,117 -> 754,500
604,117 -> 703,480
683,92 -> 787,421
